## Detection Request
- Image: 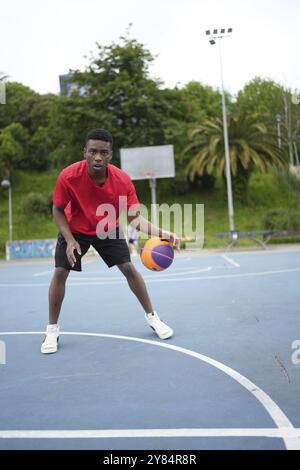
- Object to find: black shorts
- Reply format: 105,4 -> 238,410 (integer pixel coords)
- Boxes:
55,229 -> 131,271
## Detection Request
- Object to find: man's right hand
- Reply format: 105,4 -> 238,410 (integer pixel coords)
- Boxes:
66,240 -> 82,267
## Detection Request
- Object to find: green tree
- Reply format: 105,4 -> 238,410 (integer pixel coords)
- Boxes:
184,113 -> 288,200
237,77 -> 300,166
29,126 -> 56,171
0,82 -> 37,131
181,81 -> 223,122
0,82 -> 60,171
173,81 -> 229,190
236,77 -> 283,118
54,36 -> 180,166
0,123 -> 29,177
29,93 -> 59,134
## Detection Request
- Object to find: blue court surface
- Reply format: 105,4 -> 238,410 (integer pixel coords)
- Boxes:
0,247 -> 300,450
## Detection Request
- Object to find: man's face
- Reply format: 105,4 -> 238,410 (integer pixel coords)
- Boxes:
84,139 -> 112,176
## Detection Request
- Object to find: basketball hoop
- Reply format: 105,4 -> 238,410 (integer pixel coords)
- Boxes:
120,145 -> 175,181
120,145 -> 175,226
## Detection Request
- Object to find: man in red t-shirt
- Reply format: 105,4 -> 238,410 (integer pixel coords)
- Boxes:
41,128 -> 180,354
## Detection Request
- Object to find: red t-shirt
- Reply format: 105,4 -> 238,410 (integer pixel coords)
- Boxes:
53,161 -> 140,235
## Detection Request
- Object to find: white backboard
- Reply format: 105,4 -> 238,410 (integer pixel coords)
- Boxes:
120,145 -> 175,180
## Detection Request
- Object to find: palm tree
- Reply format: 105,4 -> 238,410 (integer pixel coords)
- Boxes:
184,113 -> 288,199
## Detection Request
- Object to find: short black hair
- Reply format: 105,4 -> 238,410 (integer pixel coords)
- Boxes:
85,128 -> 113,147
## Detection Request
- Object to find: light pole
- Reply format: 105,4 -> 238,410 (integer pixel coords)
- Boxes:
206,28 -> 235,233
1,179 -> 12,243
275,114 -> 282,149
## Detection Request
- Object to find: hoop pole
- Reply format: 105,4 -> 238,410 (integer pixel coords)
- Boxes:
149,178 -> 158,226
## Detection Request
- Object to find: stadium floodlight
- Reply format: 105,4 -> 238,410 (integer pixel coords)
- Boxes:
206,28 -> 233,39
206,27 -> 235,233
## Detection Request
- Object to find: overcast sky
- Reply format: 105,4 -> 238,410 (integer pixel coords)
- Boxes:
1,0 -> 299,96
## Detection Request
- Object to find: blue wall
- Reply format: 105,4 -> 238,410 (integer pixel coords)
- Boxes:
6,240 -> 56,260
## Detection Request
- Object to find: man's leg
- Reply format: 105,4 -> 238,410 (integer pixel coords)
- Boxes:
48,267 -> 70,324
41,267 -> 70,353
117,262 -> 173,339
117,262 -> 152,312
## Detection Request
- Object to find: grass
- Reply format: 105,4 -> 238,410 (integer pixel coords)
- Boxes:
1,168 -> 300,258
0,170 -> 58,257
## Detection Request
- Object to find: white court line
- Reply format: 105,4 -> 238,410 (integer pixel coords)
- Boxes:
31,267 -> 212,282
76,267 -> 213,282
33,270 -> 53,277
0,428 -> 300,439
6,248 -> 300,278
32,266 -> 212,279
0,332 -> 299,450
32,259 -> 98,276
225,248 -> 300,257
2,267 -> 300,288
180,247 -> 300,259
2,247 -> 300,271
221,254 -> 240,268
75,266 -> 199,275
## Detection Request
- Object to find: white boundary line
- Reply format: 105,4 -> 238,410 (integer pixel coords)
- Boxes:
225,247 -> 300,256
32,266 -> 212,278
1,267 -> 300,288
70,267 -> 213,282
221,254 -> 240,268
0,428 -> 300,439
1,246 -> 300,269
194,247 -> 300,257
0,332 -> 299,450
33,270 -> 54,277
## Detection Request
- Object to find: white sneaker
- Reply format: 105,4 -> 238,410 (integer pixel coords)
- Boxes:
41,324 -> 60,354
145,311 -> 173,340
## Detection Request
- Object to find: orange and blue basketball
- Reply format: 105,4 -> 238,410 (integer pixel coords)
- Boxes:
140,237 -> 174,271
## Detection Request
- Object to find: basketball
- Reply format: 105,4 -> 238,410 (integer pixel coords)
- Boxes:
140,237 -> 174,271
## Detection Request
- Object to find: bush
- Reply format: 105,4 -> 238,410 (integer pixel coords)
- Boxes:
290,213 -> 300,231
263,209 -> 300,231
171,178 -> 191,196
277,170 -> 300,198
189,173 -> 215,191
22,192 -> 51,216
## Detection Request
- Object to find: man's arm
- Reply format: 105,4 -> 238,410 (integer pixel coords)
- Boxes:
127,213 -> 180,251
53,204 -> 82,267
